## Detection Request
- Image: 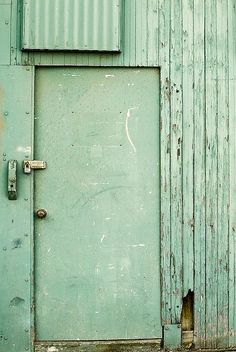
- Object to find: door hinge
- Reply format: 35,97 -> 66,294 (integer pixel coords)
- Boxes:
163,324 -> 182,350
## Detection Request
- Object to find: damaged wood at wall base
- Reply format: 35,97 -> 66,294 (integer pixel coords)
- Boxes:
164,290 -> 194,349
34,340 -> 162,352
181,290 -> 194,348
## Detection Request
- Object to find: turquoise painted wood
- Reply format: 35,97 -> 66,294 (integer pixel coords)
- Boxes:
193,0 -> 206,347
0,66 -> 34,352
34,67 -> 161,340
229,0 -> 236,347
0,0 -> 236,350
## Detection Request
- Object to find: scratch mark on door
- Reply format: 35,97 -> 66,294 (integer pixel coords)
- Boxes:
125,107 -> 138,153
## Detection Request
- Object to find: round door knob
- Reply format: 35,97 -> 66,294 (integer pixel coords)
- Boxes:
36,208 -> 47,219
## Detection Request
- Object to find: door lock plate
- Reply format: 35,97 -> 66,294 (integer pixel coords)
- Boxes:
8,160 -> 17,200
23,160 -> 47,174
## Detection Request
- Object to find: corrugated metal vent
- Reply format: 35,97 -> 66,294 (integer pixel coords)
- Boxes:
22,0 -> 121,51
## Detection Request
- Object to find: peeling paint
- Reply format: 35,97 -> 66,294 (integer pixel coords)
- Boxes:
16,146 -> 31,153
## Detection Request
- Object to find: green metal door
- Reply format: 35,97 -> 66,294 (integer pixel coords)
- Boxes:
34,68 -> 161,343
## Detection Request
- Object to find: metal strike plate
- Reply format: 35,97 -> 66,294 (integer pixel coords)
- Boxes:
8,160 -> 17,200
23,160 -> 47,174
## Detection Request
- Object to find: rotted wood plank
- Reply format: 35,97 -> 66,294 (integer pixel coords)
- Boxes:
205,0 -> 218,348
228,0 -> 236,347
182,0 -> 194,296
216,0 -> 229,348
170,0 -> 183,323
159,0 -> 171,325
193,0 -> 206,348
34,340 -> 162,352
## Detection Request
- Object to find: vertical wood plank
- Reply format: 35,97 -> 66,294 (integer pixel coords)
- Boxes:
134,0 -> 143,66
147,0 -> 158,67
123,0 -> 132,66
193,0 -> 206,348
141,0 -> 148,66
205,0 -> 218,348
128,0 -> 136,66
170,0 -> 183,323
216,0 -> 229,347
228,0 -> 236,347
10,0 -> 18,65
182,0 -> 194,296
159,0 -> 171,325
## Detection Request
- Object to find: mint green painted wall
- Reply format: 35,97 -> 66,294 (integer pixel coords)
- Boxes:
0,0 -> 235,350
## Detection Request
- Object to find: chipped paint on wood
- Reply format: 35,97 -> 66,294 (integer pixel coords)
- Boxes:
228,0 -> 236,348
193,0 -> 206,347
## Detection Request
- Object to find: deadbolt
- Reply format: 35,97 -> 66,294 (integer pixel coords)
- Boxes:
36,209 -> 47,219
23,160 -> 47,174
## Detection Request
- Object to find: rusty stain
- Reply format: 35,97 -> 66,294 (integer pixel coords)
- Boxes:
0,118 -> 4,130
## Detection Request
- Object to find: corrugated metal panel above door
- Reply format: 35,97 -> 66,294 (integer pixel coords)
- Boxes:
22,0 -> 121,52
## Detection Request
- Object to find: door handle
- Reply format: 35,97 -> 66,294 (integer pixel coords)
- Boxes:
8,160 -> 17,200
36,208 -> 47,219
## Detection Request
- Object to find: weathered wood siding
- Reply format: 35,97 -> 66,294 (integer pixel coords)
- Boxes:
1,0 -> 235,348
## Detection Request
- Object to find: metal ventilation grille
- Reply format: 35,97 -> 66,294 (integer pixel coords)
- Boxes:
22,0 -> 121,51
